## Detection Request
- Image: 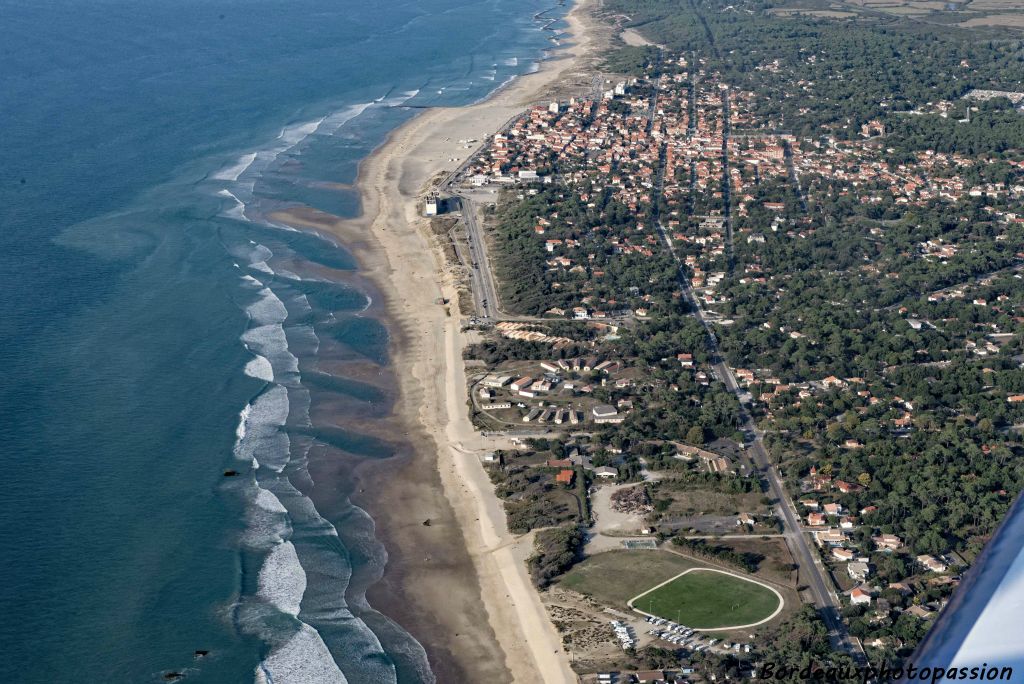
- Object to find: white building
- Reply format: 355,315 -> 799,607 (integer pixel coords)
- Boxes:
424,194 -> 439,216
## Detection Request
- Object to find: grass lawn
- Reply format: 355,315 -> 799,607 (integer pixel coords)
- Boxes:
631,569 -> 780,628
559,550 -> 698,607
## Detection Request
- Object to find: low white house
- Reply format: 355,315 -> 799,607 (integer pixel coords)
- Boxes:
591,404 -> 624,424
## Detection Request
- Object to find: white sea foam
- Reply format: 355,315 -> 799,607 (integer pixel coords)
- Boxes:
244,354 -> 274,382
243,484 -> 291,548
318,101 -> 374,136
214,152 -> 258,181
255,487 -> 288,514
262,219 -> 300,233
278,117 -> 326,147
218,189 -> 250,222
255,624 -> 348,684
240,281 -> 302,382
249,243 -> 274,264
233,105 -> 370,195
250,261 -> 274,275
258,541 -> 307,617
236,403 -> 252,441
234,385 -> 290,471
247,287 -> 288,326
243,324 -> 299,381
251,103 -> 374,178
382,89 -> 421,107
243,325 -> 299,381
504,56 -> 519,66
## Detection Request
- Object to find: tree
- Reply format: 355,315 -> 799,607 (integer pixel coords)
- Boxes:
686,425 -> 706,446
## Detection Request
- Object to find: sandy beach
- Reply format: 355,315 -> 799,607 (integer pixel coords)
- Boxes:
270,0 -> 608,681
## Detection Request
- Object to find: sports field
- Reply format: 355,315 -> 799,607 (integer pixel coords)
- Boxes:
630,568 -> 782,629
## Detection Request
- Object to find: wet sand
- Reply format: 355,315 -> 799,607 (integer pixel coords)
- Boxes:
270,0 -> 608,680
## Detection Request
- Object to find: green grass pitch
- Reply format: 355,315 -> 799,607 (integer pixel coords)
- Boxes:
632,570 -> 780,628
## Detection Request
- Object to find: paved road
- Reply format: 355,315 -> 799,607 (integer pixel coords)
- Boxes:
646,112 -> 861,658
720,88 -> 735,275
453,196 -> 500,319
640,53 -> 862,660
782,139 -> 809,213
680,534 -> 785,539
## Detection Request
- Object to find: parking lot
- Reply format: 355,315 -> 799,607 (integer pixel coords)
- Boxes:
640,615 -> 755,656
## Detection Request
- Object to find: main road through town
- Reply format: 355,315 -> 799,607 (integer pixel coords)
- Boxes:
653,212 -> 866,663
644,64 -> 863,659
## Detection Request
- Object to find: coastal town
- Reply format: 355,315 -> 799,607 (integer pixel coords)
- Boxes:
419,0 -> 1024,678
17,0 -> 1024,680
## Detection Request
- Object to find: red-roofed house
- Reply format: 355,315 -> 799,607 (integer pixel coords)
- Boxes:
835,480 -> 861,494
555,469 -> 575,486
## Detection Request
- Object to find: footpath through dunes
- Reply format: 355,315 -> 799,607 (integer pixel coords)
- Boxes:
628,567 -> 784,630
271,0 -> 606,681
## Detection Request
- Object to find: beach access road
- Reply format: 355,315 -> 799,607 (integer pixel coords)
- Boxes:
452,195 -> 501,319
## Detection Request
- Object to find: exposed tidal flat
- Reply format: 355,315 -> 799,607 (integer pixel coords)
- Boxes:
0,0 -> 580,682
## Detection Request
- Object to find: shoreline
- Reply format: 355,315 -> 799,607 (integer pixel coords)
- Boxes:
270,0 -> 606,680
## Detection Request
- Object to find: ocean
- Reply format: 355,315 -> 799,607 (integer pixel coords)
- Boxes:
0,1 -> 567,682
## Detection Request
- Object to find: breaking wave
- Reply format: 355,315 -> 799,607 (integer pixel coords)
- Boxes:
214,152 -> 258,181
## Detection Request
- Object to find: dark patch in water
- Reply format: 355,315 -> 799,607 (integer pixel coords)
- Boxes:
279,277 -> 368,313
322,317 -> 390,365
278,229 -> 358,271
293,425 -> 397,459
305,370 -> 390,406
